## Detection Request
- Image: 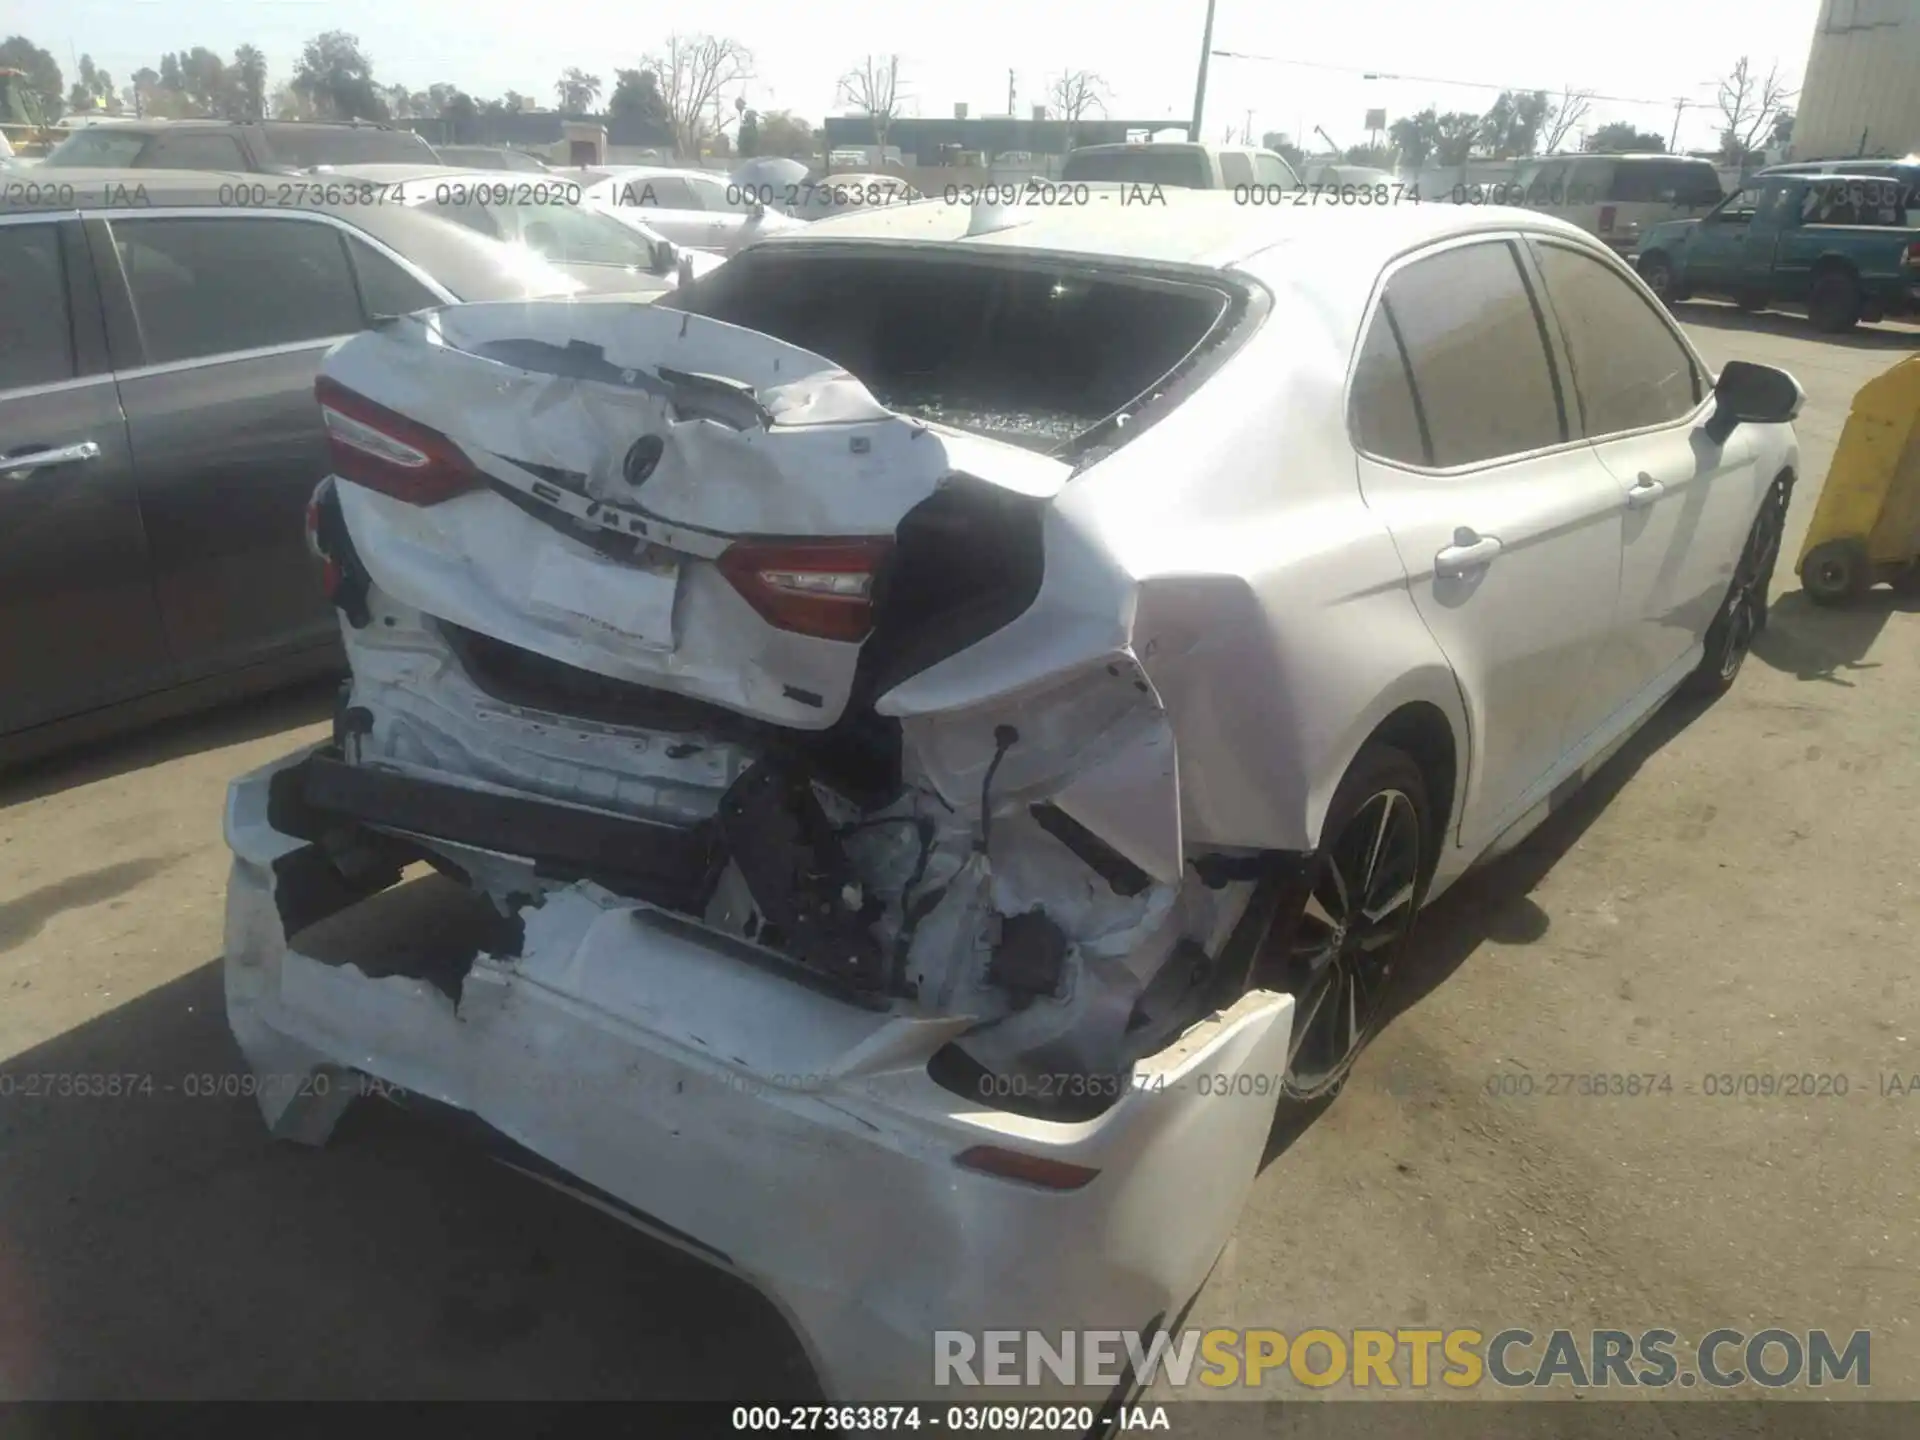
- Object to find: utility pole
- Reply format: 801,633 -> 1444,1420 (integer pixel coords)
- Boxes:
1189,0 -> 1219,142
1007,69 -> 1016,116
1244,108 -> 1253,146
1669,98 -> 1687,153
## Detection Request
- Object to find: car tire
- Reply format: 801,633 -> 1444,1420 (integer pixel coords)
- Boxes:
1809,269 -> 1863,333
1801,537 -> 1871,606
1276,744 -> 1429,1103
1684,475 -> 1791,699
1639,252 -> 1679,304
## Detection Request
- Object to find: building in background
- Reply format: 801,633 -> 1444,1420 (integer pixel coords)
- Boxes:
1794,0 -> 1920,159
822,113 -> 1186,174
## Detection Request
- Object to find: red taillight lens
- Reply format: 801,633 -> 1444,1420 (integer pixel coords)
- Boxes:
1598,205 -> 1617,233
315,375 -> 481,506
716,537 -> 890,643
954,1146 -> 1101,1192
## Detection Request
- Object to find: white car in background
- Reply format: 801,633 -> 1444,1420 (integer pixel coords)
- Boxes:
582,164 -> 807,254
222,193 -> 1800,1406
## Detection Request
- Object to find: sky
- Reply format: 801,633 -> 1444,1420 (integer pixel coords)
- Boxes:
10,0 -> 1822,154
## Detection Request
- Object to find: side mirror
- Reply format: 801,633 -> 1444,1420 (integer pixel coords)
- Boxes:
1705,360 -> 1803,443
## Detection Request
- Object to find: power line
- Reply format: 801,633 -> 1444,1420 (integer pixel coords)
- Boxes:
1209,49 -> 1714,112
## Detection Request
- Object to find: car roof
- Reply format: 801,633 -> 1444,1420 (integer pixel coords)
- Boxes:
756,187 -> 1602,272
590,165 -> 716,181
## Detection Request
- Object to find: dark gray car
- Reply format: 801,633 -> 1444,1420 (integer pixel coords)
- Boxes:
0,168 -> 678,761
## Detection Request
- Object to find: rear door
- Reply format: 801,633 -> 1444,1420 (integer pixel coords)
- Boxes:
1350,236 -> 1628,851
1526,236 -> 1751,732
684,173 -> 749,253
95,211 -> 368,680
1683,183 -> 1766,291
0,215 -> 171,735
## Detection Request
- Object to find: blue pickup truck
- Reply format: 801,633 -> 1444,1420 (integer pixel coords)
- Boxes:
1634,169 -> 1920,332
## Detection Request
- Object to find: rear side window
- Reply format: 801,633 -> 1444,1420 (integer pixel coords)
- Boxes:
1367,240 -> 1565,467
345,234 -> 442,316
110,216 -> 363,364
1253,152 -> 1297,186
0,223 -> 75,390
1219,152 -> 1255,187
1060,149 -> 1212,188
40,128 -> 151,167
145,131 -> 250,170
1531,241 -> 1699,436
1349,304 -> 1426,465
262,125 -> 438,167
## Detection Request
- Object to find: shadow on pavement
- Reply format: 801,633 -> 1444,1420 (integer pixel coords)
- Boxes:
1675,302 -> 1920,351
0,679 -> 338,812
1752,588 -> 1920,683
1260,695 -> 1706,1170
0,962 -> 817,1400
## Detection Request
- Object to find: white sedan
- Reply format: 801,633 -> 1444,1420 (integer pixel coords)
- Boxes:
223,193 -> 1800,1405
582,164 -> 808,254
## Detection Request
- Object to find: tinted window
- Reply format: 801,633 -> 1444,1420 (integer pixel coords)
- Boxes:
41,128 -> 152,167
145,131 -> 249,170
689,174 -> 753,213
1532,242 -> 1699,436
1219,152 -> 1255,187
0,224 -> 75,390
1253,152 -> 1298,186
1801,178 -> 1914,226
1349,304 -> 1426,465
1377,241 -> 1564,467
1568,158 -> 1615,201
345,235 -> 443,316
610,176 -> 698,210
112,217 -> 363,364
1059,149 -> 1212,187
262,125 -> 438,167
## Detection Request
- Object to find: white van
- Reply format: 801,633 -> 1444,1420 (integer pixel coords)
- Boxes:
1495,153 -> 1724,254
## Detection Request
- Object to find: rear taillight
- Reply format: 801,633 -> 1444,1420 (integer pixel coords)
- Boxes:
1904,241 -> 1920,268
315,375 -> 482,505
1598,205 -> 1617,233
716,538 -> 890,643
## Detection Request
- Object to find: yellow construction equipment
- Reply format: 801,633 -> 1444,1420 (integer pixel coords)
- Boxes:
1797,352 -> 1920,604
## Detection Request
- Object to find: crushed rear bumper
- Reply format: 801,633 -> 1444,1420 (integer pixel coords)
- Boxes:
223,746 -> 1296,1403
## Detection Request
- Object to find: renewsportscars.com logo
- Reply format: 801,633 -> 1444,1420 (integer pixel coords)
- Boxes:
934,1327 -> 1872,1390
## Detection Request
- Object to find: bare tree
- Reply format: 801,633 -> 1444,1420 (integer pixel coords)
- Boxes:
1715,56 -> 1794,163
837,54 -> 904,165
644,33 -> 753,156
1047,68 -> 1108,149
1540,87 -> 1593,154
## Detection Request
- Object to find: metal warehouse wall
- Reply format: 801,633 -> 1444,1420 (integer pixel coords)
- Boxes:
1794,0 -> 1920,159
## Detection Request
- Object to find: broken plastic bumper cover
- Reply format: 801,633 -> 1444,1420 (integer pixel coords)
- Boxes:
223,748 -> 1297,1403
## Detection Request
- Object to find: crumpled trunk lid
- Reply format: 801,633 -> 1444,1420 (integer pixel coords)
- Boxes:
318,300 -> 1073,729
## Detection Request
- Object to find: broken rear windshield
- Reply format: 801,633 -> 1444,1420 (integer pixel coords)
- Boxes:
663,250 -> 1236,456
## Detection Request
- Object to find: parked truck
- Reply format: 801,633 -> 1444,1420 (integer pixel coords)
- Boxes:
1634,170 -> 1920,332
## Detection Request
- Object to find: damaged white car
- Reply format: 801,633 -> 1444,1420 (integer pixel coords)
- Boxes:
223,194 -> 1802,1403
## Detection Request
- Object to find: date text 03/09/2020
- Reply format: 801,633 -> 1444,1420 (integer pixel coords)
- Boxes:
730,1405 -> 1170,1433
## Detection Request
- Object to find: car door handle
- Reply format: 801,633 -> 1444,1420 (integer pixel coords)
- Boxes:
1625,473 -> 1667,509
0,440 -> 102,481
1434,529 -> 1504,578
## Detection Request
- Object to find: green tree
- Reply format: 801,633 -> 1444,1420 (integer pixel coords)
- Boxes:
67,54 -> 116,114
291,31 -> 387,121
0,35 -> 64,121
1388,108 -> 1440,168
1433,111 -> 1482,166
608,67 -> 674,140
1479,90 -> 1549,159
231,45 -> 268,121
755,109 -> 814,159
1344,143 -> 1392,167
736,108 -> 760,157
1584,120 -> 1665,153
555,67 -> 602,113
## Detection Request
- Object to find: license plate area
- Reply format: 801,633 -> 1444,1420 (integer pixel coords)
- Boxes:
527,537 -> 680,652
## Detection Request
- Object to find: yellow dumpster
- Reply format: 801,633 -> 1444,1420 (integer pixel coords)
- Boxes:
1798,352 -> 1920,604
